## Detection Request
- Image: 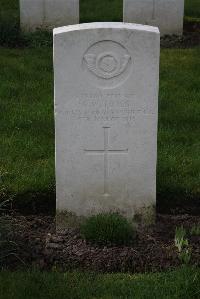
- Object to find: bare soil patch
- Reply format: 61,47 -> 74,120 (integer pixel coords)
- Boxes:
2,213 -> 199,273
160,20 -> 200,48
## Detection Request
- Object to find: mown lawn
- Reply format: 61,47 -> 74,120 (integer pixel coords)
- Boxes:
0,267 -> 199,299
0,47 -> 200,211
80,0 -> 200,22
0,0 -> 200,30
1,0 -> 200,47
80,0 -> 122,22
0,0 -> 200,212
185,0 -> 200,19
0,48 -> 54,210
0,2 -> 200,296
158,47 -> 200,209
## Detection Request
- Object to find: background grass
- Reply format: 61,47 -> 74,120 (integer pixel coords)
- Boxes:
0,47 -> 199,212
80,0 -> 123,23
0,0 -> 200,213
0,267 -> 199,299
81,0 -> 200,22
0,0 -> 200,45
158,47 -> 200,211
0,47 -> 55,212
185,0 -> 200,19
0,0 -> 20,47
0,0 -> 199,295
1,0 -> 200,22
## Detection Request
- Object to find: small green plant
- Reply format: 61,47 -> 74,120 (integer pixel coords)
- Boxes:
175,226 -> 188,252
190,225 -> 200,236
80,213 -> 136,245
179,248 -> 192,265
174,226 -> 191,265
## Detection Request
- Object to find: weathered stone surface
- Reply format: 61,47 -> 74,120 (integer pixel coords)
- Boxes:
123,0 -> 184,36
20,0 -> 79,31
54,23 -> 160,225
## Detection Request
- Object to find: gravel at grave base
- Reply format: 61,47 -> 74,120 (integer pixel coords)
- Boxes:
161,32 -> 200,48
1,214 -> 200,273
160,22 -> 200,48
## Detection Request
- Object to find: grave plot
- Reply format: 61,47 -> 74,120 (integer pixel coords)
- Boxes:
54,23 -> 160,226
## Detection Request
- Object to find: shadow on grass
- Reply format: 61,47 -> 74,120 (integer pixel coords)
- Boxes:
0,266 -> 199,299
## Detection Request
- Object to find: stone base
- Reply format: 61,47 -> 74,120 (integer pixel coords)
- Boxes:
56,211 -> 84,230
56,205 -> 156,230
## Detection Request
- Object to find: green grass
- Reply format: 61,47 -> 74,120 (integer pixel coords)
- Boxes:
80,0 -> 122,23
1,0 -> 200,23
0,0 -> 20,47
0,0 -> 19,21
0,267 -> 199,299
0,1 -> 200,212
0,48 -> 55,211
185,0 -> 200,19
0,47 -> 200,212
81,0 -> 200,22
158,47 -> 200,209
0,0 -> 200,46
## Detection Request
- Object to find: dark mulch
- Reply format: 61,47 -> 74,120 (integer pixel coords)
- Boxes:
1,213 -> 199,273
160,21 -> 200,48
161,32 -> 200,48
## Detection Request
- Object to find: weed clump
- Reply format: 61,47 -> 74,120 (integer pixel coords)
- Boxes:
80,213 -> 136,246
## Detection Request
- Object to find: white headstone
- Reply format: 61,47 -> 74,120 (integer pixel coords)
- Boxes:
20,0 -> 79,31
54,23 -> 160,226
123,0 -> 184,36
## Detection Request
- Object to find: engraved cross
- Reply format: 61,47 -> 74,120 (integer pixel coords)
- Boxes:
84,127 -> 128,197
